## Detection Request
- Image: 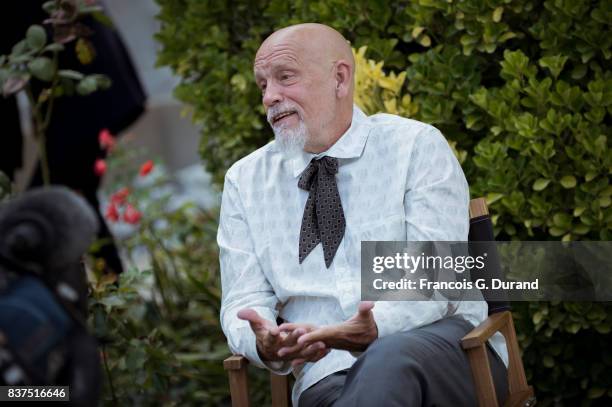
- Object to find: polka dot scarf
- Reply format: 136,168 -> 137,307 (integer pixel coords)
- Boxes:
298,157 -> 346,268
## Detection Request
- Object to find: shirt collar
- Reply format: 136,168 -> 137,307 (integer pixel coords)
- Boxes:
290,105 -> 369,178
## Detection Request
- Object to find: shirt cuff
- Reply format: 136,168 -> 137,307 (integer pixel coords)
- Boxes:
241,326 -> 293,375
371,305 -> 394,338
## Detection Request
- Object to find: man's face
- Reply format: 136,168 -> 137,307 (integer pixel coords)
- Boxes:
254,37 -> 336,153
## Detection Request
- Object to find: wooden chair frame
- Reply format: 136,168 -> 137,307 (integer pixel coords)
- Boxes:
223,198 -> 535,407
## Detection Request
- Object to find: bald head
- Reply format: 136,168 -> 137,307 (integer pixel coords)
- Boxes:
257,23 -> 354,78
254,23 -> 355,153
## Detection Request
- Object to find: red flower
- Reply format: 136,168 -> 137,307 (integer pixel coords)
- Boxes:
123,203 -> 142,224
139,160 -> 154,177
94,159 -> 107,176
105,203 -> 119,222
110,187 -> 130,205
98,129 -> 116,151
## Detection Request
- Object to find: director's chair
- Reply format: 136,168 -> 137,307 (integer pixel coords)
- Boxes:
223,198 -> 535,407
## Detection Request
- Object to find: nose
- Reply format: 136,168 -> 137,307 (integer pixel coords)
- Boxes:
262,82 -> 282,108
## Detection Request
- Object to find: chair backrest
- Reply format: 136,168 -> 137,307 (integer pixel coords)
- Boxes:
468,198 -> 511,315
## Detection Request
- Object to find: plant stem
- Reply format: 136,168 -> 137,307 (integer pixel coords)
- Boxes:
25,86 -> 51,186
42,51 -> 60,130
24,51 -> 61,187
147,223 -> 181,291
101,343 -> 118,405
147,238 -> 174,316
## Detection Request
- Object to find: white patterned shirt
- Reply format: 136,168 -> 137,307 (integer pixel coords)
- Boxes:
218,106 -> 507,405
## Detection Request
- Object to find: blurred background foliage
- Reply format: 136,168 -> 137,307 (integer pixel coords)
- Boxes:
90,0 -> 612,405
89,140 -> 273,405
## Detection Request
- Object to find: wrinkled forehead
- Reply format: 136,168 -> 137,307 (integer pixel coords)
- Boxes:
253,35 -> 304,72
253,31 -> 317,74
254,42 -> 301,73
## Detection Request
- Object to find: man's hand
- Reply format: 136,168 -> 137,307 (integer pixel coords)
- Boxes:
237,309 -> 329,366
273,322 -> 328,367
280,301 -> 378,352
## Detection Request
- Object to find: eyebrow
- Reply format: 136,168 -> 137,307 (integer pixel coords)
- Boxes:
254,62 -> 297,85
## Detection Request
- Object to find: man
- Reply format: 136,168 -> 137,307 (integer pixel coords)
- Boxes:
218,23 -> 508,406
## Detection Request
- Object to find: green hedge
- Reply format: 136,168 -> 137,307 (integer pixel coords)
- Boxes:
155,0 -> 611,404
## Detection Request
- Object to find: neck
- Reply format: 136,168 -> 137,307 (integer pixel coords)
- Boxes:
305,105 -> 353,153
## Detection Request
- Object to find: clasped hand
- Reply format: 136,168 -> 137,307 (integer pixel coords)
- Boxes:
238,302 -> 378,368
237,309 -> 329,367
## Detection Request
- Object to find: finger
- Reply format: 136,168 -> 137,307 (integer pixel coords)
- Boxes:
291,358 -> 306,368
297,326 -> 334,346
277,330 -> 308,358
237,308 -> 266,330
286,327 -> 306,344
300,341 -> 326,359
310,348 -> 331,363
358,301 -> 375,318
278,322 -> 301,332
269,326 -> 280,336
263,329 -> 282,349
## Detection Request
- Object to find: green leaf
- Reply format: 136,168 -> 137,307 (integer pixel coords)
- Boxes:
418,35 -> 431,47
125,347 -> 147,371
560,175 -> 576,189
28,57 -> 55,82
91,11 -> 114,28
75,38 -> 95,65
533,178 -> 551,191
90,74 -> 111,90
58,69 -> 84,81
486,192 -> 504,205
76,76 -> 98,95
532,312 -> 543,324
538,55 -> 568,79
566,322 -> 581,334
549,227 -> 566,237
571,64 -> 587,79
42,1 -> 57,13
11,40 -> 27,57
26,25 -> 47,51
43,43 -> 64,53
553,213 -> 572,228
492,7 -> 504,23
542,355 -> 554,368
587,387 -> 606,399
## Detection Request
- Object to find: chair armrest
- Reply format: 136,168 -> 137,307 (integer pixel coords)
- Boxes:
223,355 -> 291,407
460,311 -> 534,407
224,355 -> 249,371
223,355 -> 251,407
461,312 -> 509,350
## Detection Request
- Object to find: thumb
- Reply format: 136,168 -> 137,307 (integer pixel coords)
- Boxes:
357,301 -> 375,318
237,308 -> 266,330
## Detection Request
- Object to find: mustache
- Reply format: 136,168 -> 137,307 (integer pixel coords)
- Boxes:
267,104 -> 301,124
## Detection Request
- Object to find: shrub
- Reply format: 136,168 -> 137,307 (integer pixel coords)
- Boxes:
155,0 -> 611,404
89,138 -> 272,405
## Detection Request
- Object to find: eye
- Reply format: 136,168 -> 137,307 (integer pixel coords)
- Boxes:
259,83 -> 267,93
280,72 -> 294,82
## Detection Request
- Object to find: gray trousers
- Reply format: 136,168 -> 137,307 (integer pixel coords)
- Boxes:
299,316 -> 508,407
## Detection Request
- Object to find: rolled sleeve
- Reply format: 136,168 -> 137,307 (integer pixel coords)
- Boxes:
373,126 -> 471,338
218,171 -> 291,374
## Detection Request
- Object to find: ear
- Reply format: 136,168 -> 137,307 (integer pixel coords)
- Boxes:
334,60 -> 352,99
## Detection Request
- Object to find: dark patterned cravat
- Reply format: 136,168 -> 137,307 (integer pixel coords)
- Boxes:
298,156 -> 346,268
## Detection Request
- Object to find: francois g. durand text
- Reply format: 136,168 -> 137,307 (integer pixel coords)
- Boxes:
372,278 -> 539,291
